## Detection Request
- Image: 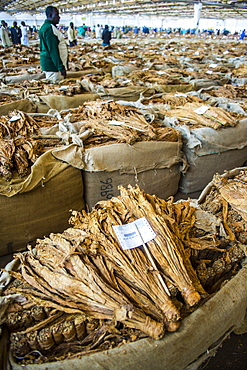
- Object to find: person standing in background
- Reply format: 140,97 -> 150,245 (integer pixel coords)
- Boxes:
95,24 -> 101,38
116,27 -> 122,39
78,23 -> 87,38
68,22 -> 77,46
240,29 -> 246,40
11,21 -> 22,44
102,24 -> 111,46
20,21 -> 29,46
134,26 -> 139,35
0,20 -> 12,47
39,6 -> 68,83
92,25 -> 96,38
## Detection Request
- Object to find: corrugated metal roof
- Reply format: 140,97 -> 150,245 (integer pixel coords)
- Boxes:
2,0 -> 247,19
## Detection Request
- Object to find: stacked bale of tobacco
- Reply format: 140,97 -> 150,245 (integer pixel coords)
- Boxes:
0,110 -> 60,181
194,168 -> 247,292
2,295 -> 148,364
81,73 -> 135,89
156,98 -> 247,194
205,84 -> 247,99
1,184 -> 245,365
126,70 -> 189,86
140,92 -> 203,110
6,79 -> 86,98
198,168 -> 247,245
202,84 -> 247,116
59,99 -> 181,147
164,102 -> 243,129
1,44 -> 40,69
232,65 -> 247,79
0,95 -> 21,106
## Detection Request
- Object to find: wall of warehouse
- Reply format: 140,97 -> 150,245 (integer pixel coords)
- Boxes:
0,11 -> 246,33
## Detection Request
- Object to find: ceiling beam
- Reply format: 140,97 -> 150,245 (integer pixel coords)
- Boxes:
2,0 -> 247,19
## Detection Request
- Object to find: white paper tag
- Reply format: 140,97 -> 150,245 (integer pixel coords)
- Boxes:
9,115 -> 21,122
209,63 -> 218,68
194,105 -> 209,115
174,93 -> 187,97
108,120 -> 123,125
113,217 -> 156,250
206,70 -> 213,74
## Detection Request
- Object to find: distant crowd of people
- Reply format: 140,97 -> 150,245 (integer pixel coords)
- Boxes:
1,17 -> 245,50
0,19 -> 125,49
1,5 -> 246,86
0,20 -> 39,47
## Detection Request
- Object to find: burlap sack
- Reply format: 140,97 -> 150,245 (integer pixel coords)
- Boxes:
0,149 -> 69,197
102,86 -> 155,101
178,118 -> 247,193
40,93 -> 99,111
0,166 -> 84,256
151,84 -> 193,93
0,99 -> 36,115
81,141 -> 183,209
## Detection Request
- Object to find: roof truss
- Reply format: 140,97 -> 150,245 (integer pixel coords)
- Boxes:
1,0 -> 247,19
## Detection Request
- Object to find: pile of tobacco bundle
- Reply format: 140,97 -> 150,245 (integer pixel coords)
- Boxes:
60,100 -> 182,146
206,84 -> 247,99
1,48 -> 39,69
42,81 -> 85,96
8,79 -> 85,98
140,93 -> 203,108
127,70 -> 188,86
0,95 -> 20,105
198,168 -> 247,245
2,297 -> 147,364
164,102 -> 242,129
0,110 -> 60,181
82,74 -> 135,88
180,65 -> 230,81
231,64 -> 247,78
1,185 -> 245,364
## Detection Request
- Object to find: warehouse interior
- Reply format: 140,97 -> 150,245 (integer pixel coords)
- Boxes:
0,0 -> 247,369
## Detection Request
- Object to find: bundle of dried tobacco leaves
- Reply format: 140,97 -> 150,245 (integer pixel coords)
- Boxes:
198,168 -> 247,244
141,92 -> 203,108
1,184 -> 245,365
10,79 -> 86,97
164,102 -> 242,129
206,84 -> 247,99
60,99 -> 181,146
0,95 -> 20,105
0,110 -> 60,181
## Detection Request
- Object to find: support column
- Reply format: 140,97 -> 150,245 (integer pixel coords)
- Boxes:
194,2 -> 202,33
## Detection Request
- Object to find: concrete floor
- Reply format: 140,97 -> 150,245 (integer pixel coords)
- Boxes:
201,332 -> 247,370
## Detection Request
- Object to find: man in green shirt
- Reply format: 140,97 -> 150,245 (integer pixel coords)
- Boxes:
39,6 -> 68,83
